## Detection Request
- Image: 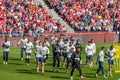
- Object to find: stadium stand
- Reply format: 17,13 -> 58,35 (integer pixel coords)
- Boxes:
0,0 -> 65,37
45,0 -> 120,32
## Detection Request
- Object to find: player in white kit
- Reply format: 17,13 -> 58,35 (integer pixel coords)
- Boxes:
35,41 -> 42,73
39,42 -> 49,75
44,38 -> 50,60
18,35 -> 28,60
106,45 -> 116,77
25,39 -> 33,66
91,39 -> 96,66
61,39 -> 69,66
66,42 -> 75,74
85,41 -> 94,68
2,38 -> 10,64
95,46 -> 107,79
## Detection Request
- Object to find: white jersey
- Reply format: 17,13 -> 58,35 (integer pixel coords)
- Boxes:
3,41 -> 10,51
45,41 -> 50,48
34,40 -> 40,46
62,43 -> 69,53
85,45 -> 94,56
91,43 -> 96,54
18,38 -> 28,48
35,45 -> 42,57
98,51 -> 104,61
67,45 -> 75,58
25,42 -> 33,53
106,48 -> 116,60
51,37 -> 58,45
39,46 -> 49,58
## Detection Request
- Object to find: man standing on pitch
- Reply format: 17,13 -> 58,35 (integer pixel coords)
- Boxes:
106,45 -> 116,77
18,34 -> 28,60
52,40 -> 61,72
95,46 -> 107,79
2,37 -> 10,64
70,47 -> 85,80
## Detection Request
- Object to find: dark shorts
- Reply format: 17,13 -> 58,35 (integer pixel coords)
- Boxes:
26,53 -> 31,56
41,57 -> 46,63
62,52 -> 67,58
108,59 -> 114,65
86,55 -> 93,60
67,57 -> 72,63
72,62 -> 81,68
36,57 -> 41,62
21,47 -> 26,51
53,56 -> 60,61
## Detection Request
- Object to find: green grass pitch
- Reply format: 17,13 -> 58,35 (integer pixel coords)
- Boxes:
0,44 -> 120,80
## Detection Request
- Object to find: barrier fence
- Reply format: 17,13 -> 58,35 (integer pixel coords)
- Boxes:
0,32 -> 118,47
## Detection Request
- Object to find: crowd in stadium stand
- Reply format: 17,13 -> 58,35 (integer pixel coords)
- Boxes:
0,0 -> 64,37
45,0 -> 120,32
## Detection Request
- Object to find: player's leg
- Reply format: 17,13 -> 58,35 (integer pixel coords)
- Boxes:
108,59 -> 113,77
56,56 -> 60,72
36,57 -> 41,72
3,51 -> 5,64
89,55 -> 93,68
25,53 -> 27,64
41,62 -> 45,75
5,51 -> 9,64
27,53 -> 31,65
53,55 -> 56,72
21,47 -> 24,60
70,65 -> 75,80
86,55 -> 90,67
25,53 -> 29,65
66,58 -> 69,74
66,58 -> 72,74
77,64 -> 85,80
63,53 -> 67,66
90,55 -> 94,67
41,58 -> 46,75
100,61 -> 107,79
96,61 -> 101,78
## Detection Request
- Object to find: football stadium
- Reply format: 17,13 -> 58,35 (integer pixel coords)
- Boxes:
0,0 -> 120,80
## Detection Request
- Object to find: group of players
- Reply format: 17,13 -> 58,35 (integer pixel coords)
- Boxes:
2,34 -> 116,80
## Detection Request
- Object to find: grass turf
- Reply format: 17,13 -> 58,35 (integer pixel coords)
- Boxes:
0,44 -> 120,80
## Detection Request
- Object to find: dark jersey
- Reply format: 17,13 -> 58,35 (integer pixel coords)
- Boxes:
75,43 -> 82,51
72,52 -> 81,64
53,44 -> 61,56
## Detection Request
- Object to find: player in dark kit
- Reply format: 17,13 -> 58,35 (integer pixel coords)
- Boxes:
70,47 -> 85,80
74,39 -> 83,64
52,40 -> 61,72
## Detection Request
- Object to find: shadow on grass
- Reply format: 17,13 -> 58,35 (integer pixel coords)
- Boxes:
16,69 -> 36,74
9,58 -> 21,61
50,76 -> 69,80
45,69 -> 66,74
9,62 -> 23,65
